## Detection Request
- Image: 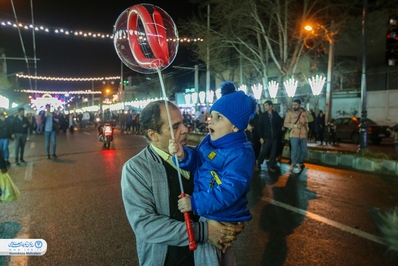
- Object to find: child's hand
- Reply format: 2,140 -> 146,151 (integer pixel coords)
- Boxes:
168,139 -> 185,160
178,194 -> 192,212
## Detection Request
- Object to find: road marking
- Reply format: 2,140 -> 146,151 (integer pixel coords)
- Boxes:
24,162 -> 33,180
261,197 -> 385,245
84,132 -> 90,135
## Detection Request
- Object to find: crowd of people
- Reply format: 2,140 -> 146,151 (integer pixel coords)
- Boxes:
243,98 -> 348,174
0,106 -> 145,167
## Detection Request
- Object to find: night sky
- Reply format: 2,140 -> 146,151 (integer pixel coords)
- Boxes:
0,0 -> 199,91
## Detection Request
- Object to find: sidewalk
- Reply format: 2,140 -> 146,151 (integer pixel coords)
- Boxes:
187,133 -> 398,176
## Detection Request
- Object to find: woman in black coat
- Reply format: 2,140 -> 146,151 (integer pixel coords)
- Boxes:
315,110 -> 326,145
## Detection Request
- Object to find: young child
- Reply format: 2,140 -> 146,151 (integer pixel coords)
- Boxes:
169,81 -> 257,265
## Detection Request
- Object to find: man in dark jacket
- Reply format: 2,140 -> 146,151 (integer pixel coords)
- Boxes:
0,112 -> 11,166
257,100 -> 284,172
11,108 -> 30,165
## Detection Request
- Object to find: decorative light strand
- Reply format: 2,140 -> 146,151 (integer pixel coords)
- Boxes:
268,81 -> 279,99
283,78 -> 298,97
0,18 -> 203,43
308,75 -> 326,96
16,74 -> 120,81
17,89 -> 102,95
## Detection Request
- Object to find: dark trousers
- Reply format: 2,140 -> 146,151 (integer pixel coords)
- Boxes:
14,133 -> 27,161
258,138 -> 278,168
316,131 -> 324,144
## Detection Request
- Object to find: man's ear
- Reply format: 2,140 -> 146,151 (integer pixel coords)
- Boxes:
147,129 -> 158,142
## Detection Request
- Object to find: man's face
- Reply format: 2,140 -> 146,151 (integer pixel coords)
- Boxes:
18,110 -> 24,117
264,103 -> 272,112
208,110 -> 235,141
292,102 -> 300,111
154,105 -> 188,152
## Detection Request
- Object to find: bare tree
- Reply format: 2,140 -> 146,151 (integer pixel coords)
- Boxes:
184,0 -> 357,97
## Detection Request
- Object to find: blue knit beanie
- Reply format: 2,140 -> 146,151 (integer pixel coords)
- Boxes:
210,81 -> 257,131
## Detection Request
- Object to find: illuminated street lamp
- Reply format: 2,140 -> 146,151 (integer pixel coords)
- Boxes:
207,90 -> 215,104
199,91 -> 206,104
238,85 -> 247,94
191,92 -> 198,105
304,21 -> 334,123
283,78 -> 298,98
184,93 -> 191,105
215,88 -> 221,100
268,81 -> 279,99
308,75 -> 326,112
251,83 -> 263,100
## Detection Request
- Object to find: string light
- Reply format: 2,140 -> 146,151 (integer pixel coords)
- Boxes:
17,89 -> 102,95
0,18 -> 203,43
16,74 -> 120,81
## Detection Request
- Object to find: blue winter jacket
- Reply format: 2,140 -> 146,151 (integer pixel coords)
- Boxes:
177,131 -> 254,222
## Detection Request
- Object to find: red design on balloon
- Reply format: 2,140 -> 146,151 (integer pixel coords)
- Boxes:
128,5 -> 170,69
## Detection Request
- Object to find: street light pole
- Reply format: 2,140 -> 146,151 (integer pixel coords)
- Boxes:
324,20 -> 334,124
358,0 -> 368,153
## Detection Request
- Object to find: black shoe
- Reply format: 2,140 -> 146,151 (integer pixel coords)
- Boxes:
20,159 -> 26,163
47,155 -> 51,159
299,162 -> 305,169
15,160 -> 20,165
52,154 -> 57,159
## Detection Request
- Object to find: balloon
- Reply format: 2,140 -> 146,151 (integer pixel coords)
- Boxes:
113,4 -> 179,74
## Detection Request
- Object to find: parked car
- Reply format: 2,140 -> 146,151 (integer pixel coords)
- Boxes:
333,117 -> 391,145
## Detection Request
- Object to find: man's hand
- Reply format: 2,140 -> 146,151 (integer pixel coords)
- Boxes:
259,138 -> 264,144
178,194 -> 192,212
11,134 -> 15,139
207,220 -> 244,253
168,139 -> 185,160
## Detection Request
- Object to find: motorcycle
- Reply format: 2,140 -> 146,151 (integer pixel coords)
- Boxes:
98,122 -> 115,149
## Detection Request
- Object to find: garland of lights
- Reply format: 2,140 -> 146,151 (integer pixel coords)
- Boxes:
0,18 -> 203,43
17,89 -> 102,95
16,74 -> 120,81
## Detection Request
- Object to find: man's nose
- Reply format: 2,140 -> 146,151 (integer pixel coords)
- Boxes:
181,123 -> 188,133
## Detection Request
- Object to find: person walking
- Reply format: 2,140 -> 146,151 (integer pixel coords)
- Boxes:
251,104 -> 262,160
121,100 -> 243,266
35,111 -> 43,134
42,105 -> 59,159
315,110 -> 326,145
257,100 -> 284,172
308,109 -> 316,142
284,99 -> 309,173
0,112 -> 11,166
11,108 -> 30,165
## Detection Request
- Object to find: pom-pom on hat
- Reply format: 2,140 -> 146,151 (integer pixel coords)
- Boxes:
210,81 -> 257,131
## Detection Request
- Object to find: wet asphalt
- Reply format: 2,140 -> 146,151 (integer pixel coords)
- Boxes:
0,127 -> 397,265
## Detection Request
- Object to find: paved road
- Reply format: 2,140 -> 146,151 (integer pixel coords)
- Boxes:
1,127 -> 397,265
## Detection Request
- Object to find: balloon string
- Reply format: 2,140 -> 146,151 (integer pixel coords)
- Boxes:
157,68 -> 185,194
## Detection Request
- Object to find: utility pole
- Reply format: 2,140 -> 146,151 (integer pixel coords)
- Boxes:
324,21 -> 334,124
358,0 -> 368,153
206,4 -> 211,112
